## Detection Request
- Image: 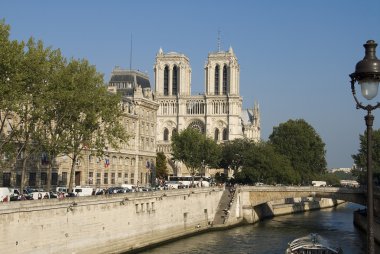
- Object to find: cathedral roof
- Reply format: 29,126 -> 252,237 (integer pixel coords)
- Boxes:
109,68 -> 151,89
240,109 -> 254,124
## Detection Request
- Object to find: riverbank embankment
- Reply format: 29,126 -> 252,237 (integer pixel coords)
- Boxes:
0,187 -> 357,253
353,209 -> 380,244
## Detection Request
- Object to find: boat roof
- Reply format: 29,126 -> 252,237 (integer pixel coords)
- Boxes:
287,233 -> 340,253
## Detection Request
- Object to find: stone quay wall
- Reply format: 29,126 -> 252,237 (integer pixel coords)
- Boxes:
0,186 -> 367,254
353,210 -> 380,243
0,188 -> 224,254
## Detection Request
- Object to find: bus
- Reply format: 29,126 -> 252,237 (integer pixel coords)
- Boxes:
312,181 -> 327,187
168,176 -> 210,187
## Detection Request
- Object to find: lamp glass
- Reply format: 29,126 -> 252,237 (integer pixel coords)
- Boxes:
359,80 -> 380,100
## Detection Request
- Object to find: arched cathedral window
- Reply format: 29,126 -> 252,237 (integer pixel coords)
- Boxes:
223,128 -> 228,140
214,129 -> 220,141
188,120 -> 205,133
215,65 -> 219,95
172,128 -> 177,137
223,65 -> 228,95
164,66 -> 169,96
172,65 -> 178,95
163,128 -> 169,141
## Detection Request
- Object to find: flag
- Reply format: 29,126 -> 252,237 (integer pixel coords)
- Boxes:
105,158 -> 110,168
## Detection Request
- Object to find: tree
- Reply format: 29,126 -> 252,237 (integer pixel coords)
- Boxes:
58,58 -> 129,192
32,51 -> 67,191
269,119 -> 327,184
15,37 -> 63,192
219,138 -> 252,171
171,128 -> 221,178
234,141 -> 300,185
0,20 -> 25,167
352,129 -> 380,184
156,152 -> 168,179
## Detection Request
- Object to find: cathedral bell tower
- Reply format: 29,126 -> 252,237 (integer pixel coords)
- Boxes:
204,46 -> 240,96
154,48 -> 192,96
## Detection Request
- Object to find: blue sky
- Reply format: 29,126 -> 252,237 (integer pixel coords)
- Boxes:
1,1 -> 380,168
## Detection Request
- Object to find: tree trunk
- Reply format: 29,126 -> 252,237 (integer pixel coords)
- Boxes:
20,156 -> 27,194
46,152 -> 55,192
46,163 -> 52,192
68,154 -> 77,193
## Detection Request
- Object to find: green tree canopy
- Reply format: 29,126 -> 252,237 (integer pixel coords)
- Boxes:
0,21 -> 129,192
156,152 -> 168,179
171,128 -> 221,177
220,139 -> 301,185
352,128 -> 380,184
58,58 -> 129,192
269,119 -> 327,184
0,20 -> 25,166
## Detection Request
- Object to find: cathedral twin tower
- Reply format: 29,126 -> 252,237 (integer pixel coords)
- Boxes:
154,46 -> 260,155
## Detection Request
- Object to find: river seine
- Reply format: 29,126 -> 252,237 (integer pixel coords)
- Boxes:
138,203 -> 379,254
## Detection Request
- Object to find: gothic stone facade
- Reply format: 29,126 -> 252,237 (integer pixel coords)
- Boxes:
154,47 -> 260,176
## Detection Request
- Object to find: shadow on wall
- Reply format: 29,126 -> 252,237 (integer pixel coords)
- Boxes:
253,203 -> 274,220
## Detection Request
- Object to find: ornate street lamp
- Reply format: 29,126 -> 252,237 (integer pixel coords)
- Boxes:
350,40 -> 380,254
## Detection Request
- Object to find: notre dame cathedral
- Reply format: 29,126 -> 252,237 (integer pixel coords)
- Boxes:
154,46 -> 260,175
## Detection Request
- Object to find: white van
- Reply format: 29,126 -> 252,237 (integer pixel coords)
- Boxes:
120,184 -> 136,192
73,186 -> 94,196
56,187 -> 69,193
0,187 -> 11,202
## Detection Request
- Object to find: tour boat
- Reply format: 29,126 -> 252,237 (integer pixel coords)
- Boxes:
285,233 -> 342,254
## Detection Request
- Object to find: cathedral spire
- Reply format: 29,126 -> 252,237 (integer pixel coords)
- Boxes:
217,29 -> 221,52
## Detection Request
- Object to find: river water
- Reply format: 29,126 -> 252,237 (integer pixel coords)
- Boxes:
138,203 -> 379,254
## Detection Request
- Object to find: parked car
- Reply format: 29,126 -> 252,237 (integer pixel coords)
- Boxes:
164,181 -> 181,189
23,188 -> 50,199
73,186 -> 94,196
49,191 -> 58,198
107,187 -> 125,194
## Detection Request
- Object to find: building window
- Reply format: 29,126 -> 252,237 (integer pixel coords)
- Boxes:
41,172 -> 47,186
124,172 -> 129,184
2,172 -> 11,187
163,128 -> 169,141
214,129 -> 219,141
223,65 -> 228,95
164,66 -> 169,95
131,173 -> 134,184
172,65 -> 178,95
62,172 -> 68,186
111,172 -> 115,184
215,65 -> 220,95
29,172 -> 36,187
223,128 -> 228,140
89,172 -> 93,185
89,155 -> 94,163
52,173 -> 58,185
188,120 -> 205,133
96,173 -> 101,185
16,174 -> 21,186
104,173 -> 108,184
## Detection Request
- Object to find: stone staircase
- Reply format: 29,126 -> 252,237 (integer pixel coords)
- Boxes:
213,186 -> 236,225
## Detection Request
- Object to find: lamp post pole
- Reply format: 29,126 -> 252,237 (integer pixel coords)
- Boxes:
350,40 -> 380,254
365,112 -> 375,254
